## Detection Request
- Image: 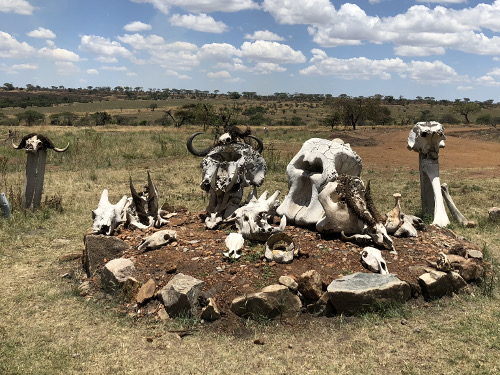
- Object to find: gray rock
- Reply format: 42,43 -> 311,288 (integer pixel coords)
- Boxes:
230,284 -> 302,319
327,272 -> 411,315
200,298 -> 221,321
158,273 -> 205,318
461,260 -> 483,281
297,270 -> 322,301
83,234 -> 130,277
418,270 -> 466,300
467,250 -> 483,260
279,275 -> 298,293
101,258 -> 135,290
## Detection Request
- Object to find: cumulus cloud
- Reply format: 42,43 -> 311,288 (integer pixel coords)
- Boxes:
55,61 -> 80,75
0,0 -> 34,15
169,13 -> 229,33
0,31 -> 35,58
86,69 -> 99,74
27,27 -> 56,39
262,0 -> 335,25
100,66 -> 128,71
39,46 -> 80,61
123,21 -> 152,32
198,43 -> 240,61
416,0 -> 466,3
244,30 -> 284,41
394,45 -> 446,56
131,0 -> 259,14
240,40 -> 305,64
11,63 -> 37,70
118,34 -> 165,49
299,48 -> 465,85
207,70 -> 232,79
79,35 -> 134,60
252,62 -> 286,74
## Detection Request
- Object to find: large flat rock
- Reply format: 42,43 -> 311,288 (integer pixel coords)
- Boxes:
327,272 -> 411,315
83,234 -> 130,277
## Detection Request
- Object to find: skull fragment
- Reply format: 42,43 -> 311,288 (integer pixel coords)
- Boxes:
360,247 -> 389,274
92,189 -> 128,236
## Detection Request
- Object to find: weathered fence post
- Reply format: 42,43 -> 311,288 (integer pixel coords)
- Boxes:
12,133 -> 69,210
0,192 -> 10,219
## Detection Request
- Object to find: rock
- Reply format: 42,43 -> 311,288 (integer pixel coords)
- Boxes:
310,292 -> 335,316
83,234 -> 130,277
135,279 -> 156,305
297,270 -> 322,301
78,281 -> 91,296
230,284 -> 302,319
466,221 -> 476,228
418,270 -> 466,300
327,273 -> 411,315
121,277 -> 141,300
467,250 -> 483,260
157,307 -> 169,321
101,258 -> 135,290
200,298 -> 221,321
488,207 -> 500,220
59,253 -> 82,262
158,273 -> 205,318
449,244 -> 466,257
461,260 -> 483,282
279,275 -> 298,293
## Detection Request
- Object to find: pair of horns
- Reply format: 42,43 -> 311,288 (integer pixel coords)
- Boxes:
186,132 -> 264,157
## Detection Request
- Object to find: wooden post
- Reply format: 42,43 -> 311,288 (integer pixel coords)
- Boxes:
23,149 -> 47,210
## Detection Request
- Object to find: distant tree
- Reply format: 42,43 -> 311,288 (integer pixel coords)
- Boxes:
328,95 -> 391,129
16,110 -> 45,126
49,112 -> 78,126
3,83 -> 15,91
148,103 -> 158,112
90,111 -> 112,126
228,91 -> 241,100
452,100 -> 481,123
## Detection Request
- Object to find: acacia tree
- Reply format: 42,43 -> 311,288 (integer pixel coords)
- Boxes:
328,95 -> 391,129
452,100 -> 481,123
16,110 -> 45,126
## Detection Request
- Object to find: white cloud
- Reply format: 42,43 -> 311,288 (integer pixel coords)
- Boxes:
244,30 -> 284,41
416,0 -> 466,3
0,0 -> 34,15
0,31 -> 35,58
262,0 -> 335,25
27,27 -> 56,39
126,72 -> 138,76
299,49 -> 464,85
253,62 -> 286,74
39,47 -> 80,61
95,56 -> 118,63
86,69 -> 99,75
487,68 -> 500,76
166,70 -> 192,79
169,13 -> 229,33
79,35 -> 134,60
131,0 -> 259,14
198,43 -> 240,62
11,63 -> 37,70
240,40 -> 305,64
118,34 -> 165,49
476,75 -> 500,87
207,70 -> 232,79
123,21 -> 152,32
100,66 -> 128,71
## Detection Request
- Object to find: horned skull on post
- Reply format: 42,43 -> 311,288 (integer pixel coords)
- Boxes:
12,133 -> 69,153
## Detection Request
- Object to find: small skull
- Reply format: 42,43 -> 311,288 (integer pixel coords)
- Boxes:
223,232 -> 245,259
218,133 -> 232,145
360,247 -> 389,274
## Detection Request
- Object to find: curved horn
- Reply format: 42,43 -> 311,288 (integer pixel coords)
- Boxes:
11,138 -> 22,150
53,142 -> 70,153
186,132 -> 212,157
245,135 -> 264,153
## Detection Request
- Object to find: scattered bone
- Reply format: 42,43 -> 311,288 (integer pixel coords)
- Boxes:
223,232 -> 245,259
137,229 -> 177,251
441,183 -> 469,226
385,193 -> 403,234
92,190 -> 128,236
264,232 -> 296,264
360,247 -> 389,275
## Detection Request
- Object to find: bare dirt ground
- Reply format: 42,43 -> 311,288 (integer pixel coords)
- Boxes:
82,125 -> 499,334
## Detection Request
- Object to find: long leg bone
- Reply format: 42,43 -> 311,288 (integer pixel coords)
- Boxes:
421,158 -> 449,227
440,183 -> 468,226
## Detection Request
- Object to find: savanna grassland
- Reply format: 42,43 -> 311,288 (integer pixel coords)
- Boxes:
0,95 -> 499,374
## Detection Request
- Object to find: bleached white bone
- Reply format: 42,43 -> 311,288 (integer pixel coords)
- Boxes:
441,183 -> 469,226
137,229 -> 177,251
422,159 -> 449,227
92,190 -> 128,236
360,247 -> 389,275
223,232 -> 245,259
264,232 -> 295,264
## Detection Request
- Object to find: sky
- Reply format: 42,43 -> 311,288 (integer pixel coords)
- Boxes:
1,0 -> 500,101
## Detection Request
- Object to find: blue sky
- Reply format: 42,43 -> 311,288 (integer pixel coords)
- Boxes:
1,0 -> 500,101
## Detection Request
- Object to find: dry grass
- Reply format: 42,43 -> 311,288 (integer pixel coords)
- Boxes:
0,124 -> 499,374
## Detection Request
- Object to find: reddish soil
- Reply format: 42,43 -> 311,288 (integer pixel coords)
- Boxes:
82,125 -> 498,331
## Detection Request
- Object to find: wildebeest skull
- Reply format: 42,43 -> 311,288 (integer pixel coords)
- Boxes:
12,133 -> 69,153
92,189 -> 128,236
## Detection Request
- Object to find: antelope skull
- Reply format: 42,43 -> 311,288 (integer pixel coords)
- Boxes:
360,247 -> 389,275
